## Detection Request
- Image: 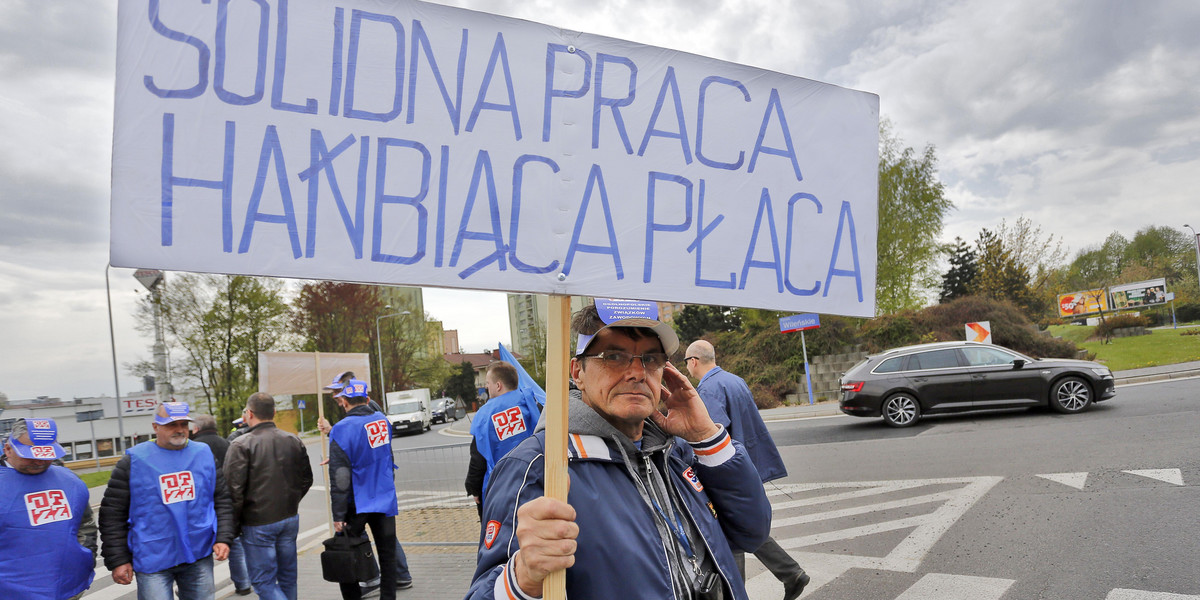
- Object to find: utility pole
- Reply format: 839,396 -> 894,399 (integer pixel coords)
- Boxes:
134,269 -> 171,405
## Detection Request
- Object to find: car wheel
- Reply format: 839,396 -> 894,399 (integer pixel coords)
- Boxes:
1050,377 -> 1092,414
881,394 -> 921,427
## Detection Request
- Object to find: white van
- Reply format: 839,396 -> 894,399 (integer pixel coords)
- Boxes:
384,389 -> 432,434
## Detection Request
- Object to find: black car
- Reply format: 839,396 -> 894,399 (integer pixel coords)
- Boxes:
839,341 -> 1116,427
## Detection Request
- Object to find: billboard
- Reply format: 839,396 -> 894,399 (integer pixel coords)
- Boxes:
1109,279 -> 1168,309
1057,289 -> 1109,318
109,0 -> 879,317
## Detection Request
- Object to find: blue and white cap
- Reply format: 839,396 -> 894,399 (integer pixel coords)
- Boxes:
7,418 -> 67,460
575,298 -> 680,356
335,379 -> 370,399
154,402 -> 193,425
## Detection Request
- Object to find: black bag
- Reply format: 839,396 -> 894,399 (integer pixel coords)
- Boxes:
320,534 -> 380,583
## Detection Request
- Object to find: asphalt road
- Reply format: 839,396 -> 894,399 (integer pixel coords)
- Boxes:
757,376 -> 1200,599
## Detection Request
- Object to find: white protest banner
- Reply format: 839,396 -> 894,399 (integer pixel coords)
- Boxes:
111,0 -> 879,316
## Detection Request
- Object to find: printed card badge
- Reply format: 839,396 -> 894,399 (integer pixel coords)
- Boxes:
159,471 -> 196,504
491,407 -> 527,442
484,520 -> 502,549
25,490 -> 73,526
365,419 -> 390,448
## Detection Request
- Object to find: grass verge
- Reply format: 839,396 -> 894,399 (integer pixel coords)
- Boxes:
1048,324 -> 1200,371
79,470 -> 112,488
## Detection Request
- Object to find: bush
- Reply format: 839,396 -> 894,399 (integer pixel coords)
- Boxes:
1094,313 -> 1151,338
913,296 -> 1079,358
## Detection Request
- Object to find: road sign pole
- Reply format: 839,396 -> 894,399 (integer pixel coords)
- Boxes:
801,330 -> 814,405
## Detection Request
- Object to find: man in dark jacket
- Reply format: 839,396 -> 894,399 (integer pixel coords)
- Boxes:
466,299 -> 771,600
329,379 -> 407,599
687,339 -> 810,599
225,392 -> 313,600
190,413 -> 230,467
99,402 -> 234,599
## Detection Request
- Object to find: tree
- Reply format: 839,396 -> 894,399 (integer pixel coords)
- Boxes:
876,120 -> 954,314
939,237 -> 977,303
444,361 -> 478,405
672,305 -> 742,344
135,274 -> 292,428
973,229 -> 1037,317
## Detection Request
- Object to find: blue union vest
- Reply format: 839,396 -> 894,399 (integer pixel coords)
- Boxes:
470,388 -> 542,496
126,440 -> 217,573
330,411 -> 398,516
0,465 -> 94,599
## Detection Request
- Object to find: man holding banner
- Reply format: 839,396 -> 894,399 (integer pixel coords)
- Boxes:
466,300 -> 771,600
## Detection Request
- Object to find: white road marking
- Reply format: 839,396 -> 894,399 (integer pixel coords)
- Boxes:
770,476 -> 1002,581
1106,590 -> 1200,599
894,573 -> 1015,600
1122,469 -> 1184,486
1036,472 -> 1089,490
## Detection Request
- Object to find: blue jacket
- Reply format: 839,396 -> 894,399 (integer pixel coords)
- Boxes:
697,366 -> 787,483
470,387 -> 542,496
0,465 -> 94,599
465,394 -> 771,600
330,405 -> 398,519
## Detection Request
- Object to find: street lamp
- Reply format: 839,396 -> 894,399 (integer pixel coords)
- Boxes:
375,306 -> 411,399
1185,225 -> 1200,293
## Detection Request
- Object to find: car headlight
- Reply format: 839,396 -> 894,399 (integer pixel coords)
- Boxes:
1091,367 -> 1112,377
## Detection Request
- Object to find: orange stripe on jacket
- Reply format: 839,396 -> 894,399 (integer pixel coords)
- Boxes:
693,434 -> 731,456
571,433 -> 589,459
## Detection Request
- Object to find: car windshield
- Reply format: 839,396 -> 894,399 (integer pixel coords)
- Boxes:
388,401 -> 422,414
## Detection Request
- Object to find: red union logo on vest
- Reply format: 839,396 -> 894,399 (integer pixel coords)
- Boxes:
491,407 -> 527,442
25,490 -> 72,526
159,471 -> 196,504
365,419 -> 389,448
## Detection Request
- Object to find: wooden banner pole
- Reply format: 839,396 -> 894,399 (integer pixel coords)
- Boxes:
542,295 -> 572,600
316,352 -> 334,538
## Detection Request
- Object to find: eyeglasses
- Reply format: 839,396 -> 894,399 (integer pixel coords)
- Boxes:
581,351 -> 670,371
684,356 -> 699,363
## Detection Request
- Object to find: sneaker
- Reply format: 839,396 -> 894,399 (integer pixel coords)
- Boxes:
783,571 -> 810,600
234,588 -> 253,596
397,580 -> 413,590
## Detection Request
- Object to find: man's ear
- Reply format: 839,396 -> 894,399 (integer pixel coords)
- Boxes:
569,357 -> 584,390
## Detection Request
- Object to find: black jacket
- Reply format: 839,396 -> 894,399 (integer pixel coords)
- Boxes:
98,445 -> 235,570
224,422 -> 313,528
192,428 -> 230,468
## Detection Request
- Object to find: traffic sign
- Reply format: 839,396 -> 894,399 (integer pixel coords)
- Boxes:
133,268 -> 163,290
966,321 -> 992,344
780,313 -> 821,333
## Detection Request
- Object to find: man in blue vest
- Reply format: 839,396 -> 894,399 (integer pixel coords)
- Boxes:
1,417 -> 96,599
686,339 -> 810,599
100,402 -> 235,599
465,361 -> 542,515
319,372 -> 413,593
329,379 -> 405,599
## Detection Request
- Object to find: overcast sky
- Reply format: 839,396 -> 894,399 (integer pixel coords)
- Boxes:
2,0 -> 1198,402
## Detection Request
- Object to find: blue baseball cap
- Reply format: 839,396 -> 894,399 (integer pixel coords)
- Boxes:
324,371 -> 355,391
154,402 -> 193,425
7,418 -> 67,460
335,379 -> 369,398
575,298 -> 680,356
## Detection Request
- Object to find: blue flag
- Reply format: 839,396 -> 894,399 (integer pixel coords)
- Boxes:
498,342 -> 546,406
